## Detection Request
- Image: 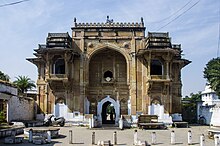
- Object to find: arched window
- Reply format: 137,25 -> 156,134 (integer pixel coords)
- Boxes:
104,70 -> 113,78
55,97 -> 65,104
53,58 -> 65,74
104,70 -> 113,82
150,59 -> 162,75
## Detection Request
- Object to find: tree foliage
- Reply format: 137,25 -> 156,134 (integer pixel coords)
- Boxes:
13,76 -> 36,94
182,92 -> 201,123
0,71 -> 10,81
204,57 -> 220,96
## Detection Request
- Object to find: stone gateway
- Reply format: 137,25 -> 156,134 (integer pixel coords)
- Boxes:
27,17 -> 190,125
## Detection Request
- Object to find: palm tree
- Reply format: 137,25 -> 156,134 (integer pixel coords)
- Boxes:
0,71 -> 10,81
13,76 -> 36,94
204,57 -> 220,96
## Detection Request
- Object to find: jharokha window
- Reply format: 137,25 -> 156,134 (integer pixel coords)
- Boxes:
150,59 -> 163,75
52,58 -> 65,74
104,70 -> 113,82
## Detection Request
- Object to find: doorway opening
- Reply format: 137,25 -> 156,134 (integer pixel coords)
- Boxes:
101,101 -> 115,124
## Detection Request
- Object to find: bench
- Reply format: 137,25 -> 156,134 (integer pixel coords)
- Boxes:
173,121 -> 188,128
138,115 -> 165,129
208,128 -> 220,139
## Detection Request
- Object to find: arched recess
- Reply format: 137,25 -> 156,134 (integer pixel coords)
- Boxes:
52,55 -> 65,74
150,59 -> 163,75
88,48 -> 128,86
87,44 -> 131,84
97,96 -> 120,124
148,97 -> 164,118
54,97 -> 67,118
151,98 -> 162,105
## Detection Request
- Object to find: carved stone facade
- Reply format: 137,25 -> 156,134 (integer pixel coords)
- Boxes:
27,18 -> 190,123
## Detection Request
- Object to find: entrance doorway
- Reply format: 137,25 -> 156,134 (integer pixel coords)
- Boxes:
102,101 -> 115,124
97,95 -> 120,125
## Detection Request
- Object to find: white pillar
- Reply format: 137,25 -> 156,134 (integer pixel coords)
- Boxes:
188,130 -> 192,145
113,131 -> 117,145
200,134 -> 205,146
92,132 -> 95,145
171,130 -> 175,145
89,118 -> 92,129
134,130 -> 138,145
91,117 -> 94,128
119,116 -> 123,130
29,129 -> 33,143
151,132 -> 156,145
47,131 -> 51,143
69,130 -> 73,144
214,135 -> 220,146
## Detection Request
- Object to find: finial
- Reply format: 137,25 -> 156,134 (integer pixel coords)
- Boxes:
106,16 -> 113,23
74,17 -> 77,23
141,17 -> 144,26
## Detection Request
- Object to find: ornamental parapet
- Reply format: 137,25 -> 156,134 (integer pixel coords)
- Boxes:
74,22 -> 144,28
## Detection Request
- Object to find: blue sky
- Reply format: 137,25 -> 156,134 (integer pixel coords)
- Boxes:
0,0 -> 219,97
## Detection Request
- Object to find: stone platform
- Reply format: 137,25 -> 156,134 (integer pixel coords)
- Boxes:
24,127 -> 60,138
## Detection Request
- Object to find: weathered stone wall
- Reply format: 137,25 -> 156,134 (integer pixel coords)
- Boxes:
8,96 -> 34,122
0,81 -> 17,96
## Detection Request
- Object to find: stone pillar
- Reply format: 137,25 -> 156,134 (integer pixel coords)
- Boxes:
130,37 -> 137,115
134,130 -> 138,145
47,131 -> 51,143
29,129 -> 33,143
188,130 -> 192,145
214,135 -> 220,146
92,132 -> 95,145
69,130 -> 73,144
119,116 -> 123,130
151,132 -> 156,145
200,134 -> 205,146
113,131 -> 117,145
166,61 -> 170,80
171,130 -> 175,145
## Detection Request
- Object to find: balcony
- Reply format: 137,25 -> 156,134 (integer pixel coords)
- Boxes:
148,75 -> 170,82
46,33 -> 72,48
47,74 -> 68,82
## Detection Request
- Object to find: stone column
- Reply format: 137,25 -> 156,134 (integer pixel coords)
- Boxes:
130,37 -> 137,115
166,61 -> 170,80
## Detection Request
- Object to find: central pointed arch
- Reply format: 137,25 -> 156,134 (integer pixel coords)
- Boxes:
97,96 -> 120,125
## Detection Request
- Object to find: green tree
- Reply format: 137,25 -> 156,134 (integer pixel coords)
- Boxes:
13,76 -> 36,94
0,71 -> 10,81
204,57 -> 220,96
182,92 -> 201,123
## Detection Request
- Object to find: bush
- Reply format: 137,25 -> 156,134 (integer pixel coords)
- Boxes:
0,111 -> 6,122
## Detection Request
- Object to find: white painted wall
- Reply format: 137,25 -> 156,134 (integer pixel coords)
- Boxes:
210,106 -> 220,126
0,81 -> 35,122
0,82 -> 17,95
7,96 -> 34,122
197,85 -> 220,125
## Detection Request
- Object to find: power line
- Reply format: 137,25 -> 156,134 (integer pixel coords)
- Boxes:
0,0 -> 30,8
148,0 -> 193,24
217,0 -> 220,57
157,0 -> 200,31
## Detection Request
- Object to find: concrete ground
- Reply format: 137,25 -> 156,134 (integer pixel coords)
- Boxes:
0,125 -> 215,146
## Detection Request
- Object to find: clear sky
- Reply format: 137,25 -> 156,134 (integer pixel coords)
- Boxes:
0,0 -> 219,97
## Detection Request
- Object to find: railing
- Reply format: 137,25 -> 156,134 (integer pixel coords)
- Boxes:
172,44 -> 181,49
150,75 -> 167,80
38,44 -> 46,49
49,74 -> 68,79
148,32 -> 169,38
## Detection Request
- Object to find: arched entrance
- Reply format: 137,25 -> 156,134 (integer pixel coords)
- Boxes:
97,96 -> 120,125
102,101 -> 116,124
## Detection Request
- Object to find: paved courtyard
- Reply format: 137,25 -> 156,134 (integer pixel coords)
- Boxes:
0,125 -> 215,146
